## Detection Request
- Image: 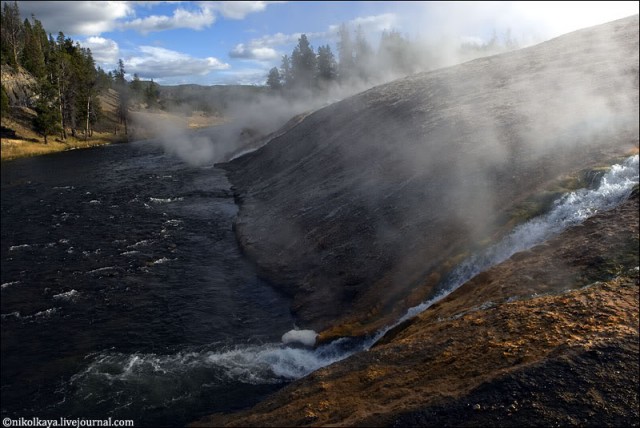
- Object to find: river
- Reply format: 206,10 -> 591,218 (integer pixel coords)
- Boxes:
1,141 -> 296,426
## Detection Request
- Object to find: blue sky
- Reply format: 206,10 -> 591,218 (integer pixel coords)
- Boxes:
13,1 -> 639,86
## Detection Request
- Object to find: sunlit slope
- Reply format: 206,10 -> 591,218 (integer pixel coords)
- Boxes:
224,15 -> 639,336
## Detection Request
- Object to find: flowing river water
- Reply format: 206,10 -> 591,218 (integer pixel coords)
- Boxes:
1,141 -> 299,426
1,139 -> 638,427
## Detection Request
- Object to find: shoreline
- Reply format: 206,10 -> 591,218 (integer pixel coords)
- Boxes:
1,134 -> 129,162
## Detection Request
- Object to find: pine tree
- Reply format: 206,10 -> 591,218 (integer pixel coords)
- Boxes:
378,30 -> 414,78
130,73 -> 142,102
144,79 -> 159,109
316,45 -> 337,84
21,18 -> 46,80
280,54 -> 293,88
291,34 -> 316,89
337,23 -> 354,82
354,26 -> 373,82
266,67 -> 282,90
113,59 -> 129,134
1,1 -> 24,66
74,47 -> 97,140
32,81 -> 62,144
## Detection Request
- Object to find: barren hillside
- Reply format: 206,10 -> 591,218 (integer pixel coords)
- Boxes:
224,15 -> 639,339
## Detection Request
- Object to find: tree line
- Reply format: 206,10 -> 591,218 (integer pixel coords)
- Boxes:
0,1 -> 150,143
266,25 -> 426,95
266,24 -> 520,97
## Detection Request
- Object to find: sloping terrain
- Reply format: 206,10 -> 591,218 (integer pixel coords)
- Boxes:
224,15 -> 639,338
194,186 -> 639,427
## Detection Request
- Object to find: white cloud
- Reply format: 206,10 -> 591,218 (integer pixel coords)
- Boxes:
228,13 -> 397,62
120,6 -> 216,34
80,37 -> 120,65
204,1 -> 285,20
17,1 -> 283,37
229,44 -> 279,60
228,30 -> 327,61
327,13 -> 398,34
347,13 -> 398,32
17,1 -> 134,36
126,46 -> 230,79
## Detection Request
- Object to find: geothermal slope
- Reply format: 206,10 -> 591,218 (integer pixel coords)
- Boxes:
224,15 -> 638,340
194,15 -> 639,427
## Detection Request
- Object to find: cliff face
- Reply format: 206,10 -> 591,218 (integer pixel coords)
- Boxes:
194,187 -> 639,428
1,64 -> 38,107
224,16 -> 639,336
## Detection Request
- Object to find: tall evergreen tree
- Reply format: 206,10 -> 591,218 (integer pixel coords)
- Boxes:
316,45 -> 337,84
378,30 -> 414,78
266,67 -> 282,90
337,23 -> 354,82
353,26 -> 373,82
130,73 -> 143,101
280,54 -> 293,88
21,18 -> 46,79
144,79 -> 159,109
291,34 -> 316,89
113,58 -> 129,134
32,81 -> 62,144
1,1 -> 24,66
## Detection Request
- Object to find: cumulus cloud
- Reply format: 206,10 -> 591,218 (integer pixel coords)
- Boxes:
229,44 -> 279,60
126,46 -> 230,79
230,13 -> 398,62
80,37 -> 120,64
339,13 -> 398,33
121,1 -> 285,34
120,5 -> 216,34
228,30 -> 326,61
17,1 -> 283,37
17,1 -> 134,36
326,13 -> 398,35
208,1 -> 274,20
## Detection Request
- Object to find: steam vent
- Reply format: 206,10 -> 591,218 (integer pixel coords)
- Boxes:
194,15 -> 639,427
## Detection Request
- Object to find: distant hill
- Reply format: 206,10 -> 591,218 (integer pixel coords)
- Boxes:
159,84 -> 269,116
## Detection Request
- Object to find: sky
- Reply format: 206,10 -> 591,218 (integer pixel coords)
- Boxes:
10,1 -> 640,86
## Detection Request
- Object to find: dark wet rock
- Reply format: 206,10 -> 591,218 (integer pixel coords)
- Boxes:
223,15 -> 639,336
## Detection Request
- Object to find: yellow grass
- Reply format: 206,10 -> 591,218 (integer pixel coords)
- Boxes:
1,132 -> 127,161
1,105 -> 227,161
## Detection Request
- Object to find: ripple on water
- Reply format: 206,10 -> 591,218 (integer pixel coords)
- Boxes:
53,289 -> 81,302
1,281 -> 21,290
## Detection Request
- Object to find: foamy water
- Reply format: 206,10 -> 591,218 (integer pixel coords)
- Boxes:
53,289 -> 81,302
397,154 -> 639,324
